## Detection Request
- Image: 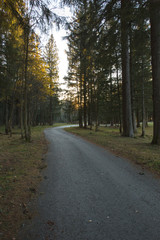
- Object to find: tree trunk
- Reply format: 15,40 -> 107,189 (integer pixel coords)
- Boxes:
49,96 -> 53,125
136,108 -> 140,128
87,81 -> 91,126
109,68 -> 114,127
95,81 -> 99,132
145,111 -> 149,127
83,69 -> 87,129
121,0 -> 134,137
5,97 -> 9,135
132,110 -> 137,133
49,79 -> 53,125
8,97 -> 14,137
24,26 -> 30,142
90,79 -> 93,130
79,67 -> 83,128
141,59 -> 146,137
130,27 -> 137,134
116,52 -> 122,133
20,99 -> 24,139
150,0 -> 160,144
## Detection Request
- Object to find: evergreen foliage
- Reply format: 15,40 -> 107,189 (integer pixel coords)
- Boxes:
65,0 -> 158,144
1,0 -> 160,144
0,0 -> 62,140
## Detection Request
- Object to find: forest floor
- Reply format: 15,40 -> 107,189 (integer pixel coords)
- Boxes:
65,123 -> 160,176
0,123 -> 67,240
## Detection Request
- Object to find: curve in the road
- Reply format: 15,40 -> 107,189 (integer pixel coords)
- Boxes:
19,127 -> 160,240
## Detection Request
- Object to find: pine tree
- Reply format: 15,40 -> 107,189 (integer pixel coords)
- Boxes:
44,34 -> 59,125
150,0 -> 160,145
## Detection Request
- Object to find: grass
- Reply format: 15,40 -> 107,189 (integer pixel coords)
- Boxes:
65,123 -> 160,175
0,122 -> 71,239
0,125 -> 52,240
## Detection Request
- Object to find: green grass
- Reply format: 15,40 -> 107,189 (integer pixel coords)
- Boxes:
0,125 -> 50,240
65,124 -> 160,174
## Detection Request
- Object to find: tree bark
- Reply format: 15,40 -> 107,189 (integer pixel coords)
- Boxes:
150,0 -> 160,144
49,95 -> 53,125
83,70 -> 87,129
109,68 -> 114,126
5,97 -> 9,135
79,64 -> 83,128
24,24 -> 30,142
8,97 -> 14,137
20,99 -> 24,139
121,0 -> 134,137
20,73 -> 24,139
141,59 -> 146,137
116,52 -> 122,133
90,79 -> 93,130
130,27 -> 137,134
136,108 -> 140,128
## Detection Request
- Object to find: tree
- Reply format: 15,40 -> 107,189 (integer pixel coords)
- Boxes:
44,34 -> 59,125
121,0 -> 134,137
3,0 -> 55,141
150,0 -> 160,145
0,1 -> 63,137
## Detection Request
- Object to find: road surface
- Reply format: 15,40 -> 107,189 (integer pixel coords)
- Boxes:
19,127 -> 160,240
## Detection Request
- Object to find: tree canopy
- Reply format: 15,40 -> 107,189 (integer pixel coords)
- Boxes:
1,0 -> 160,145
65,0 -> 160,144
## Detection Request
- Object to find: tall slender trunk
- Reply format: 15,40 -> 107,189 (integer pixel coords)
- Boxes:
130,27 -> 137,134
90,78 -> 93,130
83,70 -> 87,129
20,73 -> 24,139
20,99 -> 24,139
95,80 -> 99,132
150,0 -> 160,144
24,25 -> 30,142
49,78 -> 53,125
79,65 -> 83,128
87,80 -> 91,126
5,97 -> 9,135
8,97 -> 14,137
141,59 -> 146,137
132,110 -> 137,133
49,96 -> 53,125
136,108 -> 140,128
116,53 -> 122,133
109,68 -> 114,126
145,111 -> 149,127
121,0 -> 134,137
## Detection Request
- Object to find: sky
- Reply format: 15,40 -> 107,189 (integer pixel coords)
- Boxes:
40,2 -> 73,88
53,28 -> 69,86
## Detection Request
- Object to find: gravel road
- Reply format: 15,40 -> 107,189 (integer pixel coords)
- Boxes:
19,127 -> 160,240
